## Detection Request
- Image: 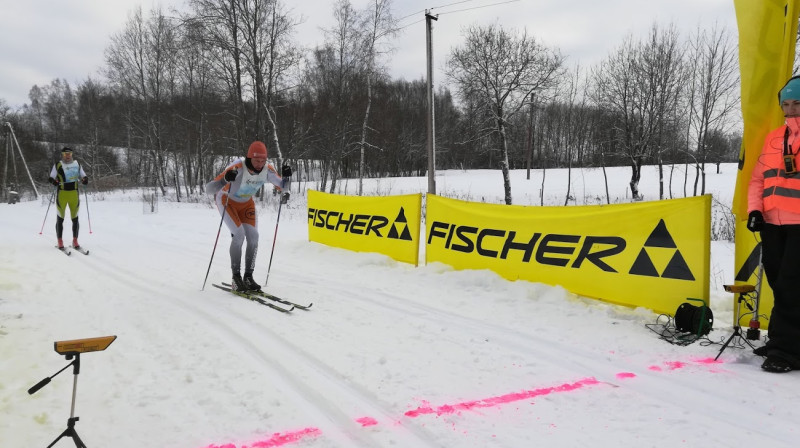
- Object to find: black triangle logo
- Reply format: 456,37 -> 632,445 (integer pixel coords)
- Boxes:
735,242 -> 762,282
394,208 -> 408,224
629,249 -> 660,277
629,220 -> 695,281
661,251 -> 695,280
644,219 -> 677,248
388,223 -> 412,241
387,207 -> 413,241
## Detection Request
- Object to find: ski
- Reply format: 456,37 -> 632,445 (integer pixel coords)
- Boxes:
222,282 -> 312,310
71,245 -> 90,255
212,284 -> 294,313
55,246 -> 72,256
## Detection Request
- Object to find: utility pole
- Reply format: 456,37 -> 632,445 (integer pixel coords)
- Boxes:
3,122 -> 39,200
525,93 -> 535,180
425,10 -> 438,195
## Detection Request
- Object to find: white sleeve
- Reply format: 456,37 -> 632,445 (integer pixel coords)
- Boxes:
266,165 -> 284,189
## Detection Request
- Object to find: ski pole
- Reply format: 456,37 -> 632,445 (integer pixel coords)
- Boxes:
263,186 -> 288,288
84,186 -> 93,234
38,185 -> 58,235
202,196 -> 230,291
747,244 -> 765,340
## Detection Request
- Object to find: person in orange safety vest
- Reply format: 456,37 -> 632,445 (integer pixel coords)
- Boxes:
747,75 -> 800,373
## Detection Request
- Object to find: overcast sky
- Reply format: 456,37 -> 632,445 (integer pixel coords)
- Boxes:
0,0 -> 735,109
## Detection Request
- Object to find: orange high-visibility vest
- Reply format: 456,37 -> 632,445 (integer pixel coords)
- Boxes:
761,125 -> 800,212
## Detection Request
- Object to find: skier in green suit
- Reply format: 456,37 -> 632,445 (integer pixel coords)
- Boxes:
48,147 -> 88,249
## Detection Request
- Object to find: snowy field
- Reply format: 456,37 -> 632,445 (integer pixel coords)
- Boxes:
1,164 -> 797,448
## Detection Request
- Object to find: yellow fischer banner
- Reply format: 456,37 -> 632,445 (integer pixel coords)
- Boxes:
426,195 -> 711,315
731,0 -> 800,328
307,190 -> 421,266
732,0 -> 799,219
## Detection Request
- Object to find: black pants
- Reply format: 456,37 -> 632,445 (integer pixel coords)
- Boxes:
55,216 -> 79,239
760,223 -> 800,365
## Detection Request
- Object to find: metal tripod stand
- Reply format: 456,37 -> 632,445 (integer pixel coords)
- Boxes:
28,353 -> 88,447
715,260 -> 764,361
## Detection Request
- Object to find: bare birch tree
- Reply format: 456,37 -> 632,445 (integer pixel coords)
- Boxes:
237,0 -> 299,151
184,0 -> 300,191
105,6 -> 179,194
356,0 -> 395,195
312,0 -> 366,193
685,24 -> 738,195
591,23 -> 684,200
446,23 -> 564,205
187,0 -> 249,149
173,17 -> 221,193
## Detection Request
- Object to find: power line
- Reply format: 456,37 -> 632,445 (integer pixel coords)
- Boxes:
395,0 -> 517,33
395,0 -> 483,26
397,18 -> 426,32
429,0 -> 482,12
397,0 -> 479,21
437,0 -> 520,16
396,9 -> 427,23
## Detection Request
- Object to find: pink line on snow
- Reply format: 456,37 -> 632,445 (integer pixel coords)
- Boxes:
403,377 -> 601,418
664,361 -> 686,370
649,358 -> 722,372
202,358 -> 727,447
355,416 -> 379,427
203,427 -> 322,448
692,357 -> 723,365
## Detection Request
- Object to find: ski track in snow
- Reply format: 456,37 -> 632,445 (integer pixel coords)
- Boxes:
4,188 -> 800,448
76,250 -> 446,448
273,258 -> 800,445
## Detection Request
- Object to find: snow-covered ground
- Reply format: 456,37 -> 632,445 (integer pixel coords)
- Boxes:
1,164 -> 797,448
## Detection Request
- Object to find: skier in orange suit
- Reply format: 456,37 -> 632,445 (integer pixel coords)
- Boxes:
206,141 -> 292,291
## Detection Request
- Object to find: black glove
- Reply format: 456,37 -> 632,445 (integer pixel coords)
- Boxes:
49,177 -> 59,186
81,176 -> 89,185
280,192 -> 290,204
224,169 -> 238,182
281,164 -> 292,177
747,210 -> 764,232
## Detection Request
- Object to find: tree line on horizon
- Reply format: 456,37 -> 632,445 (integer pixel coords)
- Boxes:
0,0 -> 743,205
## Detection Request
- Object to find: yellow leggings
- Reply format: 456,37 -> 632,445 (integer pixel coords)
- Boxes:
55,190 -> 80,239
56,190 -> 80,219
